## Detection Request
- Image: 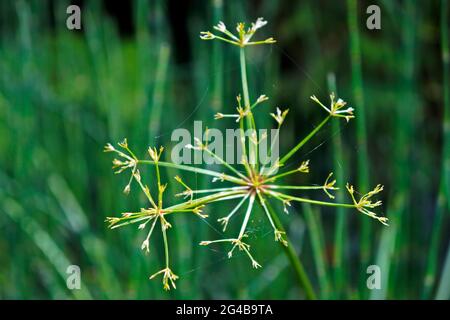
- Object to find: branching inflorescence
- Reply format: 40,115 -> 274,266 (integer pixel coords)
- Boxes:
104,18 -> 388,291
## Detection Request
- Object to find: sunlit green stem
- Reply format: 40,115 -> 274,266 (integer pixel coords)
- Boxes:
239,116 -> 254,178
166,209 -> 200,214
267,185 -> 328,191
263,168 -> 305,183
266,190 -> 355,209
155,160 -> 163,208
238,194 -> 255,238
202,147 -> 249,181
161,218 -> 170,267
186,186 -> 249,195
204,238 -> 237,244
256,191 -> 276,231
279,116 -> 330,165
145,216 -> 159,242
134,170 -> 157,208
219,194 -> 250,231
165,190 -> 248,213
138,160 -> 247,185
110,216 -> 153,229
260,125 -> 282,176
212,35 -> 240,46
239,47 -> 258,170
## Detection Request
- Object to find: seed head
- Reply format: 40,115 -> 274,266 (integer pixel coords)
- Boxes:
270,107 -> 289,126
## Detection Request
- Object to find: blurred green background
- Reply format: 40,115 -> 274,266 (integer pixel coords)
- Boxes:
0,0 -> 449,299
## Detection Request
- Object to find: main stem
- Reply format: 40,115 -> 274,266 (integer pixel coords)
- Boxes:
239,46 -> 316,299
265,201 -> 317,300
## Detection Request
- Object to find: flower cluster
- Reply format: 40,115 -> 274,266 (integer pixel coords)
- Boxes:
200,18 -> 276,47
104,18 -> 387,291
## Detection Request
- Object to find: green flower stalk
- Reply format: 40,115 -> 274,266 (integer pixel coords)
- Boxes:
104,18 -> 387,294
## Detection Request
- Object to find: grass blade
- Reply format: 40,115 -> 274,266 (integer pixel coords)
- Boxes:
346,0 -> 372,296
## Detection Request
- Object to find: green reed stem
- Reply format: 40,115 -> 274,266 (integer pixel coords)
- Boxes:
211,0 -> 224,112
436,241 -> 450,299
327,73 -> 348,298
424,0 -> 450,299
303,203 -> 331,299
423,192 -> 446,298
441,0 -> 450,211
371,1 -> 417,299
347,0 -> 371,295
149,44 -> 170,140
391,2 -> 417,298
